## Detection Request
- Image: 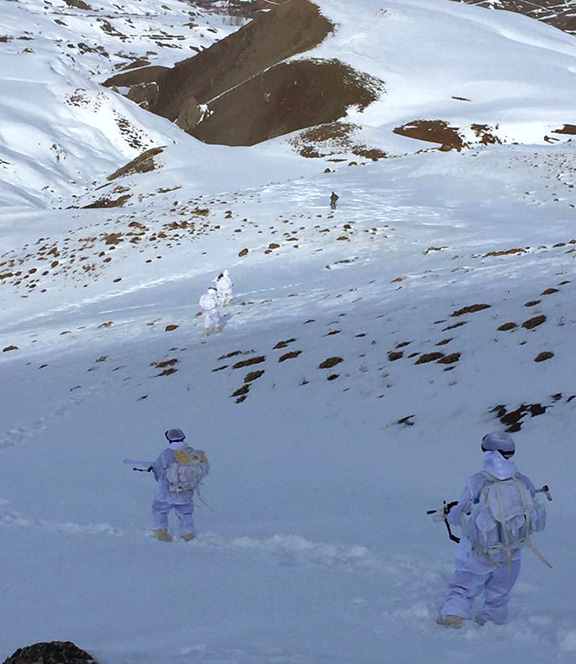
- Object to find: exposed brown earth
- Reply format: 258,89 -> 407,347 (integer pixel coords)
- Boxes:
393,120 -> 465,151
457,0 -> 576,35
194,58 -> 382,146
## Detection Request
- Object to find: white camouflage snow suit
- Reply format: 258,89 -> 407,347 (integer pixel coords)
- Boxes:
151,440 -> 197,537
215,270 -> 233,306
199,288 -> 220,334
440,451 -> 538,625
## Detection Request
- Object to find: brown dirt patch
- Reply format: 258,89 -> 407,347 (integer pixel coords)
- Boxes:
484,248 -> 526,257
451,303 -> 491,316
83,195 -> 131,209
553,124 -> 576,135
274,338 -> 296,349
522,315 -> 546,330
388,351 -> 403,361
393,120 -> 465,151
279,350 -> 302,362
437,352 -> 460,365
107,147 -> 164,181
233,355 -> 266,369
318,356 -> 343,369
498,322 -> 517,331
244,369 -> 265,383
535,351 -> 554,362
415,352 -> 444,365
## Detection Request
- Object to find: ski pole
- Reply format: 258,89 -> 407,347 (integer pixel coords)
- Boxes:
132,467 -> 153,473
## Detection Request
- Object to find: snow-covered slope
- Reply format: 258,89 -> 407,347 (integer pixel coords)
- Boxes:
308,0 -> 576,150
0,0 -> 239,208
1,141 -> 576,663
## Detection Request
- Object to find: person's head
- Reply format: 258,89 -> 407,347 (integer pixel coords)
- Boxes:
217,273 -> 224,280
481,432 -> 515,459
165,428 -> 186,443
207,287 -> 216,295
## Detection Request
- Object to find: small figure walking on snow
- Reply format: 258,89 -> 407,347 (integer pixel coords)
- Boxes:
330,191 -> 339,210
214,269 -> 233,307
199,286 -> 220,336
151,429 -> 209,542
438,432 -> 548,628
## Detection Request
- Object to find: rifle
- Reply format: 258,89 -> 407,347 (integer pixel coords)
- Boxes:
123,458 -> 154,473
428,484 -> 552,543
427,501 -> 460,543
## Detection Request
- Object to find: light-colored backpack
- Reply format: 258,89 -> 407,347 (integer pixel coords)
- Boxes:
165,447 -> 209,494
461,472 -> 546,566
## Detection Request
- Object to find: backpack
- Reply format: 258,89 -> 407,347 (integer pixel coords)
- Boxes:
461,472 -> 546,566
165,447 -> 209,494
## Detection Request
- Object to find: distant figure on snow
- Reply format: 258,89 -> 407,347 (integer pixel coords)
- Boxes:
330,191 -> 339,210
151,429 -> 209,542
214,269 -> 233,307
199,286 -> 220,336
439,432 -> 547,628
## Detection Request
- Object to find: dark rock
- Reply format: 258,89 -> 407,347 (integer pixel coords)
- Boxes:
2,641 -> 97,664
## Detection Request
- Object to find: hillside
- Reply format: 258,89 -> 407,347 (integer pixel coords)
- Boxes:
458,0 -> 576,35
103,0 -> 576,156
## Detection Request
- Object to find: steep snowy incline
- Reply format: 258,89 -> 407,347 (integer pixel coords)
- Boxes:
1,144 -> 576,662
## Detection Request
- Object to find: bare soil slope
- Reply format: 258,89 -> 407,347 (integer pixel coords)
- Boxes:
457,0 -> 576,35
194,59 -> 382,146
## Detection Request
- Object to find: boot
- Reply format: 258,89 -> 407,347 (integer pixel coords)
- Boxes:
214,325 -> 221,334
441,614 -> 463,629
152,528 -> 173,542
203,328 -> 209,337
181,533 -> 196,542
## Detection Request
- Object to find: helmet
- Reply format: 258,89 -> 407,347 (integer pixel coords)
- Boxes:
165,428 -> 186,443
481,432 -> 515,458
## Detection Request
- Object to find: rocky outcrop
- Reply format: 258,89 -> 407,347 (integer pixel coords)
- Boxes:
2,641 -> 97,664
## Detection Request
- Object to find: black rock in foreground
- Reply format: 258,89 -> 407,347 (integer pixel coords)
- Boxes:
2,641 -> 97,664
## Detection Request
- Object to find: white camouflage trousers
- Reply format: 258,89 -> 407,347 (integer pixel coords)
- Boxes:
152,500 -> 196,536
441,558 -> 521,624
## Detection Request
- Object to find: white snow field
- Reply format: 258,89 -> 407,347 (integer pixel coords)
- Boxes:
1,0 -> 576,662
